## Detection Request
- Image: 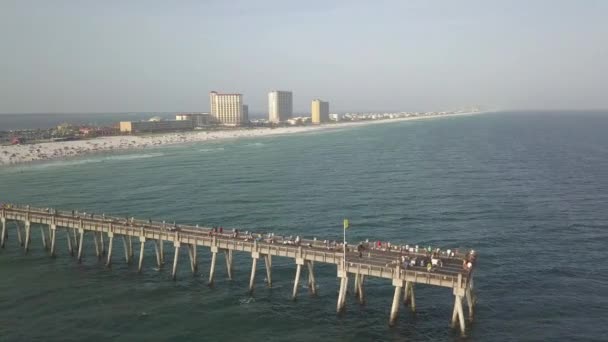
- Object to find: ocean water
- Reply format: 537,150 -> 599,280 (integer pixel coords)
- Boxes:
0,111 -> 607,341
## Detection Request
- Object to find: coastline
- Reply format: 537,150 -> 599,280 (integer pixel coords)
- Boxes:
0,111 -> 487,167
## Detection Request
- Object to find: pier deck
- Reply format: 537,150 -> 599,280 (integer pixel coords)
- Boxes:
0,204 -> 477,334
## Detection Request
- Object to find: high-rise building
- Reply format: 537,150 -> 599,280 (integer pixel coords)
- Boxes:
268,91 -> 293,123
242,104 -> 249,123
209,91 -> 244,125
311,99 -> 330,124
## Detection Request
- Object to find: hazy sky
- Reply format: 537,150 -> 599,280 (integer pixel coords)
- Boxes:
1,0 -> 607,114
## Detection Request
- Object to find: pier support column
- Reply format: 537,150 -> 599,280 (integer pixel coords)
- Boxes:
66,228 -> 73,256
129,236 -> 134,260
249,252 -> 259,294
292,260 -> 303,300
264,254 -> 272,287
17,222 -> 23,246
93,232 -> 100,258
403,281 -> 416,312
208,246 -> 218,286
336,274 -> 349,313
188,244 -> 197,274
154,240 -> 161,268
40,226 -> 48,250
389,279 -> 403,326
466,275 -> 476,321
466,286 -> 474,321
100,232 -> 106,256
106,232 -> 114,267
225,249 -> 234,280
0,218 -> 6,248
49,224 -> 56,257
24,221 -> 31,253
307,260 -> 316,295
353,273 -> 360,297
77,229 -> 84,263
451,294 -> 466,335
159,238 -> 164,264
72,228 -> 78,250
138,237 -> 146,273
122,236 -> 131,264
172,242 -> 180,280
357,275 -> 366,304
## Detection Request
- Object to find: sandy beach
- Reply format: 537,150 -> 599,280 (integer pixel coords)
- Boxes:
0,112 -> 485,166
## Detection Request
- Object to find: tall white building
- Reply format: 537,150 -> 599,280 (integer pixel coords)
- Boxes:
209,91 -> 244,125
268,91 -> 293,123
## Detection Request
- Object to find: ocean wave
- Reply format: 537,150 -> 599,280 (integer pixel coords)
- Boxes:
199,147 -> 225,153
12,152 -> 165,170
244,142 -> 265,147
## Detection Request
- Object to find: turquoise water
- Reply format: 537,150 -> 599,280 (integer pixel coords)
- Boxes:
1,112 -> 607,341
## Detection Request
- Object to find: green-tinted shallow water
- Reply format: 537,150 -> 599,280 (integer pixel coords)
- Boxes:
1,112 -> 607,341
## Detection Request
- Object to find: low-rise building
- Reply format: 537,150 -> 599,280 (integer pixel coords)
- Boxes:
175,113 -> 213,127
119,119 -> 193,133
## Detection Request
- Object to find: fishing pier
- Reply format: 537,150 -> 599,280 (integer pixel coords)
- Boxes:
0,204 -> 477,335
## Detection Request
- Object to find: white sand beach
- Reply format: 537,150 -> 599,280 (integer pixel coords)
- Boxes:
0,112 -> 486,166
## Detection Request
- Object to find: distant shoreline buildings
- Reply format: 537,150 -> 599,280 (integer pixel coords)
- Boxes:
311,99 -> 329,124
209,91 -> 247,126
268,91 -> 293,123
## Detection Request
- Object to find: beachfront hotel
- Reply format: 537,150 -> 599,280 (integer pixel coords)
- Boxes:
209,91 -> 245,125
311,99 -> 330,124
268,91 -> 293,123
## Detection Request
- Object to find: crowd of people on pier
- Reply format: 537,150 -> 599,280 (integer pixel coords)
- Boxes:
1,203 -> 477,275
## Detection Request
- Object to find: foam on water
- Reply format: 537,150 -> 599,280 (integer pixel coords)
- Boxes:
4,152 -> 165,171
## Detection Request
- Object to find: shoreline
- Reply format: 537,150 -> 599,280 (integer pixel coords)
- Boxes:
0,111 -> 488,167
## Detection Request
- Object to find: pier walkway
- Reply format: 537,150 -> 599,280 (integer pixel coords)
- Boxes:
0,204 -> 477,334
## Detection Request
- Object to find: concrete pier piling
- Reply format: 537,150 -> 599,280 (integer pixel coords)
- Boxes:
389,279 -> 403,326
138,237 -> 145,273
40,226 -> 47,250
106,233 -> 114,267
292,262 -> 302,300
77,229 -> 84,262
0,217 -> 6,248
451,294 -> 466,335
249,254 -> 258,294
225,250 -> 234,280
208,247 -> 217,286
24,221 -> 31,253
154,240 -> 161,268
264,254 -> 271,287
336,274 -> 349,313
307,261 -> 316,295
188,244 -> 197,274
93,232 -> 100,258
72,228 -> 78,250
128,236 -> 134,260
16,222 -> 23,246
357,275 -> 365,304
100,232 -> 105,256
66,229 -> 73,256
159,238 -> 164,264
0,205 -> 478,332
49,224 -> 56,257
172,242 -> 180,280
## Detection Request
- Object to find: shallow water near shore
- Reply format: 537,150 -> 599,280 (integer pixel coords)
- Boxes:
1,111 -> 607,341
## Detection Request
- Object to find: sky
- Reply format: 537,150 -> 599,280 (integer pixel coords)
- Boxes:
1,0 -> 607,114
